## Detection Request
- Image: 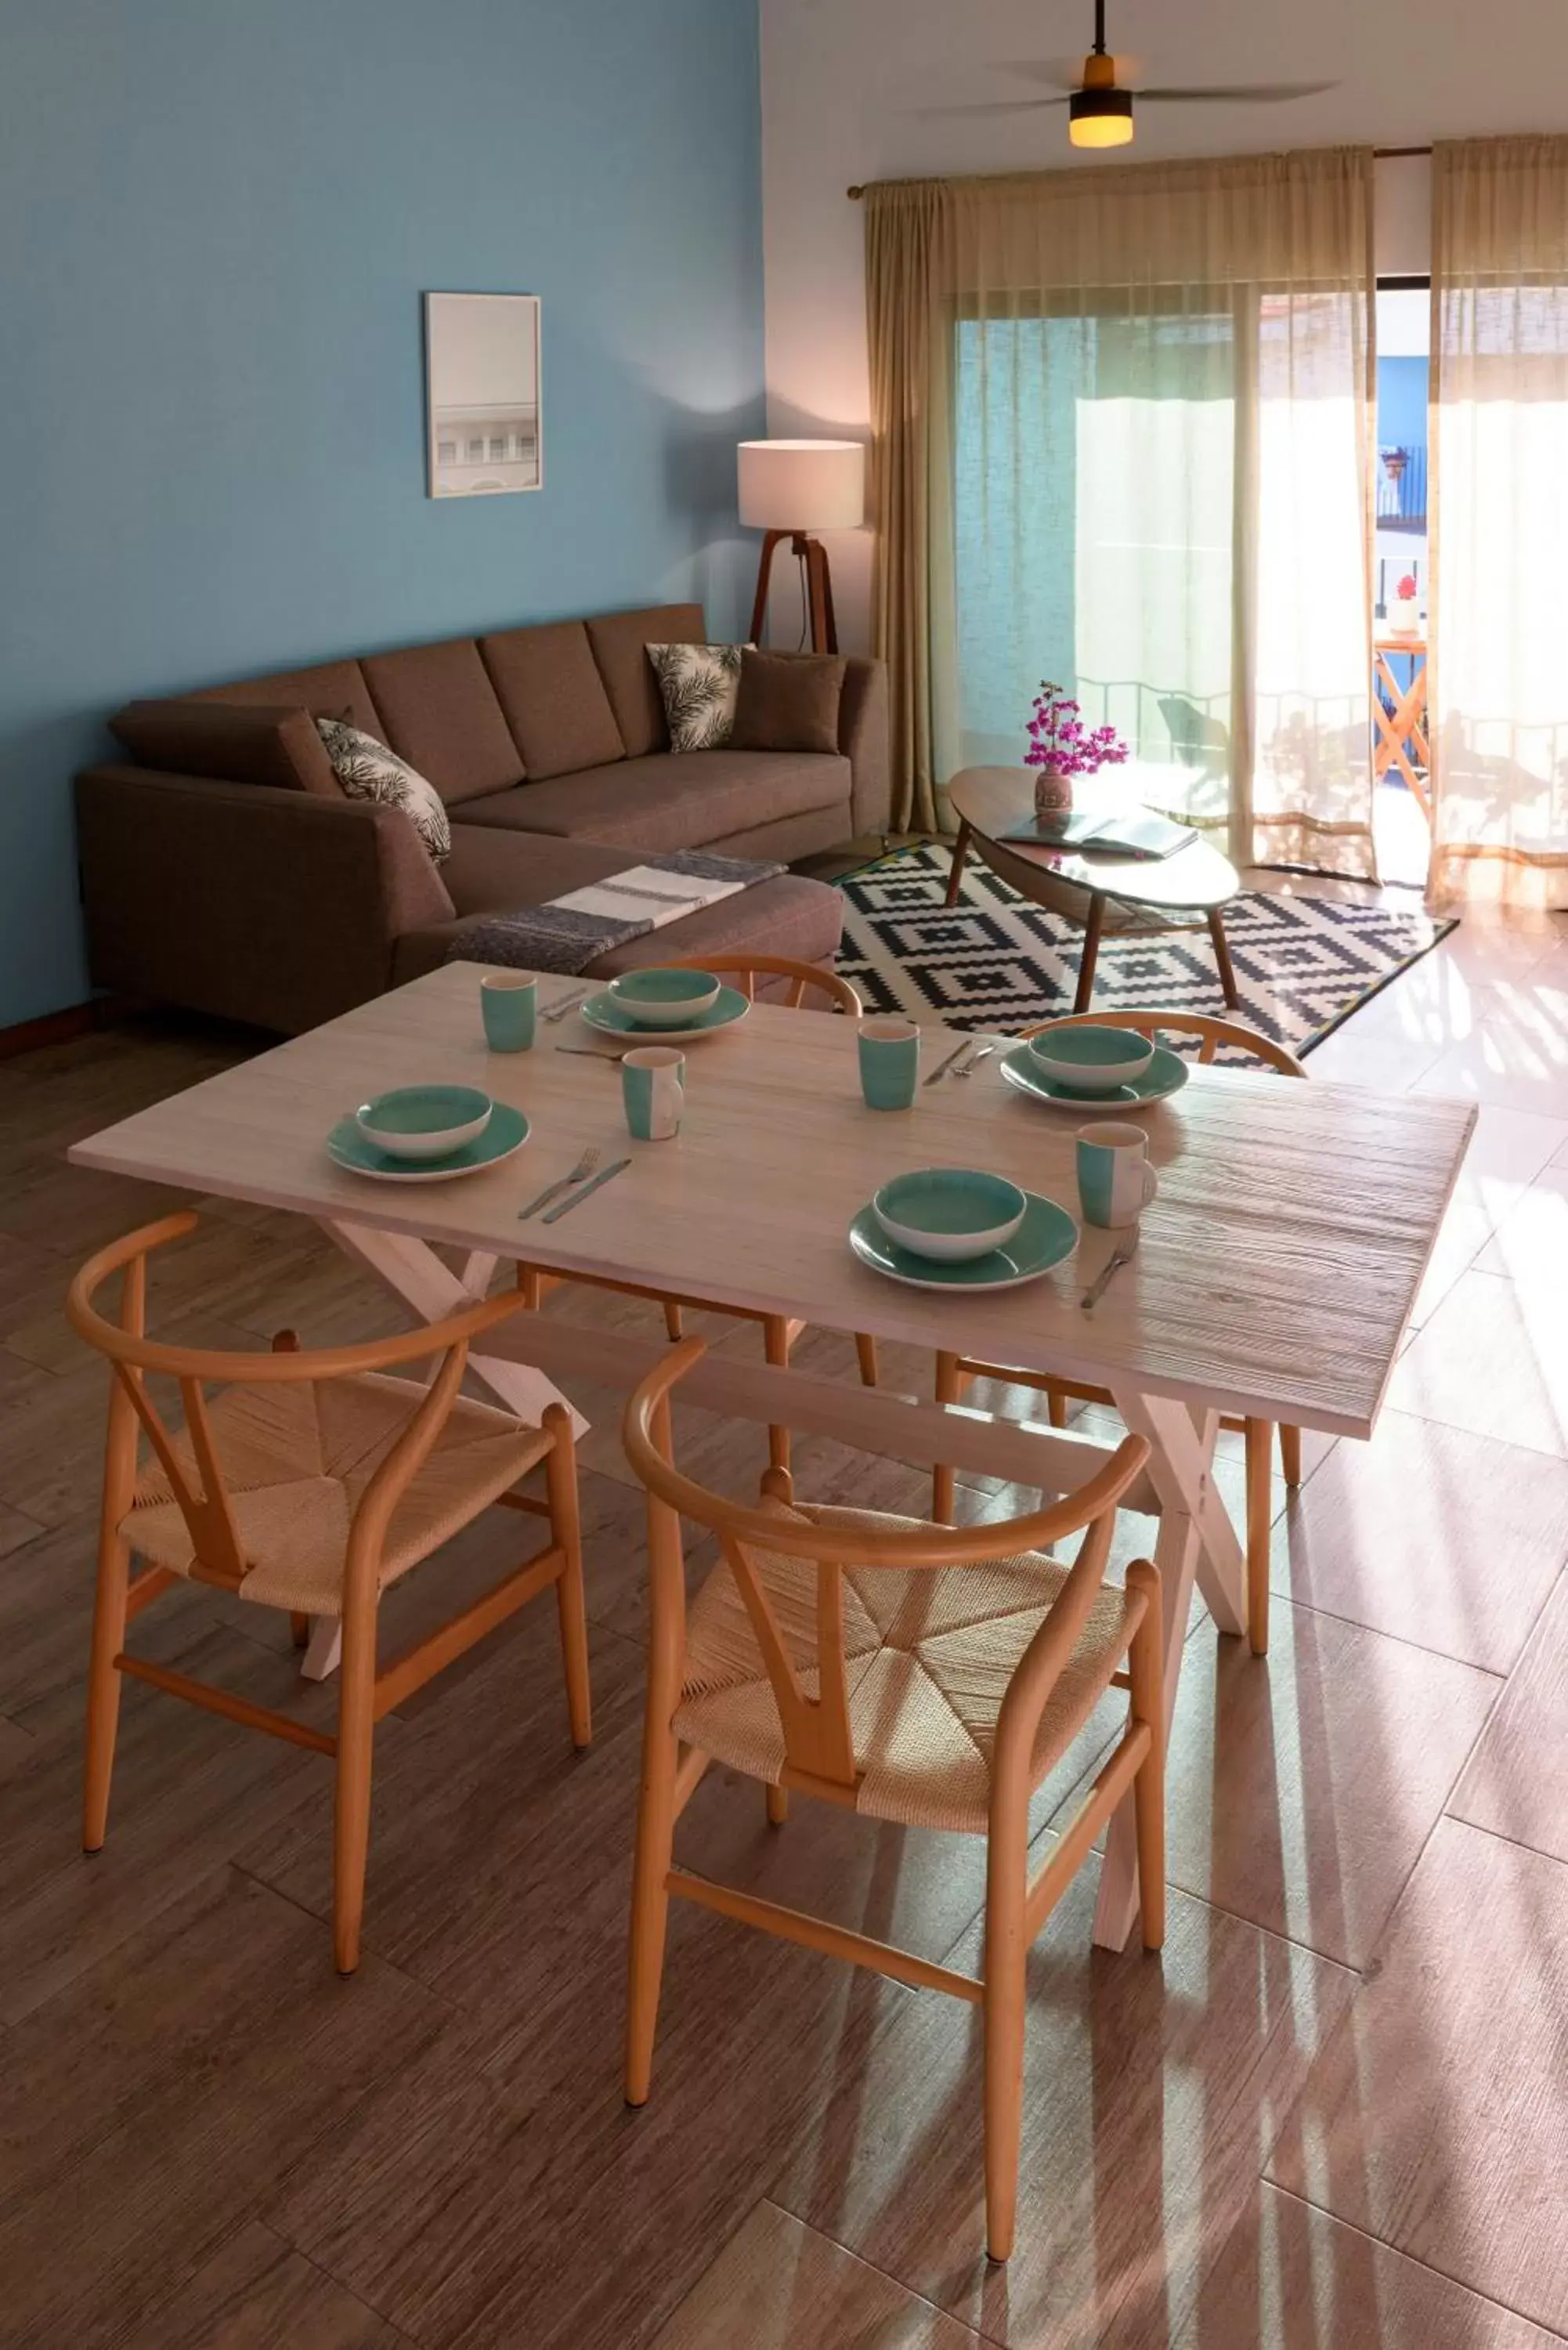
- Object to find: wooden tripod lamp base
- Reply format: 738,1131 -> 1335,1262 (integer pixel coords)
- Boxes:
737,439 -> 865,659
748,531 -> 839,655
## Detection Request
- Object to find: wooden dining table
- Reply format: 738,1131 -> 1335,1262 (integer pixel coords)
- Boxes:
70,963 -> 1475,1951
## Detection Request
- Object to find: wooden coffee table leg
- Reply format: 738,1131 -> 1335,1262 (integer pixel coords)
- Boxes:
944,820 -> 974,908
1207,908 -> 1241,1010
1073,892 -> 1107,1014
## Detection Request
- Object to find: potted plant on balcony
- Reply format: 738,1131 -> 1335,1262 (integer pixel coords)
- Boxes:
1390,573 -> 1420,635
1024,682 -> 1129,818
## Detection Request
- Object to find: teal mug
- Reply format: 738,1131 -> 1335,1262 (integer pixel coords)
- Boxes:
1075,1121 -> 1159,1230
623,1045 -> 686,1141
480,971 -> 537,1053
858,1016 -> 920,1111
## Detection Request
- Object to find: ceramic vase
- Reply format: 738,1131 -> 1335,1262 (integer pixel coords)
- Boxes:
1032,761 -> 1073,819
1391,597 -> 1419,634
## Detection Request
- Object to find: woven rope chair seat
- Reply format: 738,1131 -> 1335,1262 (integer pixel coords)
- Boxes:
121,1371 -> 551,1615
673,1503 -> 1137,1834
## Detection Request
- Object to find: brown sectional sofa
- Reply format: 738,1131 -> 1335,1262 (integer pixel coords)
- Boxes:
75,602 -> 888,1035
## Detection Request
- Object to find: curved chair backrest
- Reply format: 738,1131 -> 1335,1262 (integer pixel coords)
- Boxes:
1023,1009 -> 1306,1077
67,1211 -> 530,1593
667,953 -> 861,1016
623,1339 -> 1148,1795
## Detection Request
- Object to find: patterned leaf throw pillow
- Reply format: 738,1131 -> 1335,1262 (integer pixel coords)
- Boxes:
646,641 -> 751,754
314,719 -> 451,863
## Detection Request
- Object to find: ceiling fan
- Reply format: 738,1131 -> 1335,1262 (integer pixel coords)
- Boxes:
927,0 -> 1336,149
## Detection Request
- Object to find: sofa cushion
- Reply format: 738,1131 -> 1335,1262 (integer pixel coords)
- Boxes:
109,700 -> 343,796
453,750 -> 850,856
478,622 -> 623,779
359,639 -> 522,804
584,602 -> 706,757
731,649 -> 848,756
316,720 -> 451,862
648,641 -> 747,753
196,658 -> 384,739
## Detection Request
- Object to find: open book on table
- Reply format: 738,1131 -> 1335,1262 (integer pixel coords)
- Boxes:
996,806 -> 1198,861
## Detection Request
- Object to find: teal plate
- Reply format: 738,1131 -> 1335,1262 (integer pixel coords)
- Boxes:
580,984 -> 750,1043
999,1041 -> 1190,1115
327,1101 -> 530,1183
849,1190 -> 1078,1292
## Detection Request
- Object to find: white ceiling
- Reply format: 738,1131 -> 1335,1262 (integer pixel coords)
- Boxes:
767,0 -> 1568,179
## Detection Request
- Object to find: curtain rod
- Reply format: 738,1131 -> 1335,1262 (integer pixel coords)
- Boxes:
845,145 -> 1433,197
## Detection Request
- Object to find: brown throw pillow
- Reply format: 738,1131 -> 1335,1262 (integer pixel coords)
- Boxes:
728,650 -> 847,756
109,700 -> 342,795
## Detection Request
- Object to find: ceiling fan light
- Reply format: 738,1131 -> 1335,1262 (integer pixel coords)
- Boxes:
1069,84 -> 1134,146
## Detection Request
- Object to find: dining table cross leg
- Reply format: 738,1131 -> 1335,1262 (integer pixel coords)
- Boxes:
1091,1390 -> 1241,1953
323,1219 -> 587,1439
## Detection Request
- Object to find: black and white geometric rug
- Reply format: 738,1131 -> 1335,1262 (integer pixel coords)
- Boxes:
836,844 -> 1455,1058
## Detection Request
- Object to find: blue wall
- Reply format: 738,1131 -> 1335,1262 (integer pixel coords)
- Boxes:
1377,356 -> 1430,457
0,0 -> 764,1026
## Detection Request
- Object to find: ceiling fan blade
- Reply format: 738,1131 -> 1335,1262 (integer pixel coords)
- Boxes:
909,96 -> 1070,117
1136,81 -> 1339,103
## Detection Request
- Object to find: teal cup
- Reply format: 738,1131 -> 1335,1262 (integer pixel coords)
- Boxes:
623,1045 -> 686,1141
858,1016 -> 920,1110
481,971 -> 537,1053
1075,1121 -> 1159,1229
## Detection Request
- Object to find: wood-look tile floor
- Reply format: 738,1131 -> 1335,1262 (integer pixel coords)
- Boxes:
3,895 -> 1568,2347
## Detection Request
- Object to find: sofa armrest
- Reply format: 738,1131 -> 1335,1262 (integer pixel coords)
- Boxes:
838,657 -> 890,841
74,764 -> 453,1035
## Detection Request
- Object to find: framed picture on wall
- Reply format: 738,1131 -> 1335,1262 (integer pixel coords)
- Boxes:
424,292 -> 541,497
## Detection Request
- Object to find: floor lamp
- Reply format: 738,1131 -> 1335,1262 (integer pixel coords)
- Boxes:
738,439 -> 865,655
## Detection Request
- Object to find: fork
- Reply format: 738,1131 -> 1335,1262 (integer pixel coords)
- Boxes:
541,987 -> 592,1025
1080,1231 -> 1139,1313
952,1042 -> 997,1081
518,1144 -> 600,1220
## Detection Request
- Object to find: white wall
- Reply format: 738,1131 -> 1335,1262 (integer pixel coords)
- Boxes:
759,0 -> 1568,652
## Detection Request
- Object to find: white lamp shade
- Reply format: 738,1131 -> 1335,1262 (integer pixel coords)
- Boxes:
738,439 -> 864,533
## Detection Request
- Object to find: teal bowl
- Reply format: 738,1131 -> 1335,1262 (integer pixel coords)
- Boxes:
608,967 -> 721,1028
873,1167 -> 1028,1263
355,1083 -> 493,1162
1026,1024 -> 1154,1094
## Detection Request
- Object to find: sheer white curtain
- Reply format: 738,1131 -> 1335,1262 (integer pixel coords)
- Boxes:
1430,136 -> 1568,908
867,150 -> 1376,870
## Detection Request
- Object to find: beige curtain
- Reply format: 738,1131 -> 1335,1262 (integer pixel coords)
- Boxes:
865,150 -> 1376,869
1429,136 -> 1568,909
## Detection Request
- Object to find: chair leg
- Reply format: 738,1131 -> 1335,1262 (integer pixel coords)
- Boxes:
544,1405 -> 591,1750
290,1611 -> 310,1650
933,1350 -> 965,1523
1244,1419 -> 1272,1658
981,1802 -> 1030,2262
81,1531 -> 131,1853
1278,1423 -> 1302,1487
1046,1386 -> 1069,1430
626,1717 -> 679,2106
83,1366 -> 141,1855
762,1315 -> 793,1477
854,1331 -> 879,1387
333,1591 -> 378,1976
765,1782 -> 789,1826
1125,1558 -> 1166,1952
663,1300 -> 685,1343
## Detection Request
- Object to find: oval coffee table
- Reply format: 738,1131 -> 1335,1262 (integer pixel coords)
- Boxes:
943,765 -> 1242,1015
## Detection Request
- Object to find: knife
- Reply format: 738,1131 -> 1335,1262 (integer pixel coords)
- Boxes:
540,1156 -> 632,1223
923,1038 -> 970,1086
